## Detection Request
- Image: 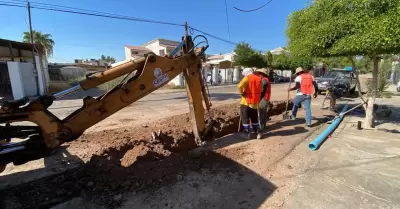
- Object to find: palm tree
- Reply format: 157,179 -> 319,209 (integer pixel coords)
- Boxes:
22,30 -> 55,57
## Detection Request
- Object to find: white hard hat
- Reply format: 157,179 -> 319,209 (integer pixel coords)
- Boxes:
242,68 -> 253,76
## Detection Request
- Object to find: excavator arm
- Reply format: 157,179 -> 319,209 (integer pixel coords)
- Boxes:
0,34 -> 213,171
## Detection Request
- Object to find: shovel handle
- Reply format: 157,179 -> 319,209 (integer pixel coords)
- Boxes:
238,112 -> 243,132
285,72 -> 293,112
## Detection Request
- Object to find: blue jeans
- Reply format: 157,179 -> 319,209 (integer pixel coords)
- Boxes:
292,94 -> 312,125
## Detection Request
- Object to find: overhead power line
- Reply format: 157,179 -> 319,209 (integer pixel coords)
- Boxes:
189,27 -> 237,46
1,0 -> 244,48
224,0 -> 231,41
3,0 -> 184,26
234,0 -> 274,12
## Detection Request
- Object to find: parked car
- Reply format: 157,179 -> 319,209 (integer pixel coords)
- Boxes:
315,68 -> 357,95
272,72 -> 290,83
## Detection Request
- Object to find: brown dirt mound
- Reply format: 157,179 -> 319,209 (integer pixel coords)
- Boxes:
1,100 -> 294,209
70,100 -> 293,166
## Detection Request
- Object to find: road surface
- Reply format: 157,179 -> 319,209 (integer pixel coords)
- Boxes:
49,83 -> 290,132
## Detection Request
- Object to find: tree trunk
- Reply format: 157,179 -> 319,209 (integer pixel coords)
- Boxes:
348,57 -> 367,110
364,56 -> 379,128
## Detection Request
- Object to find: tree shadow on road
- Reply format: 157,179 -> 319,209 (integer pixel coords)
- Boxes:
0,145 -> 83,190
0,145 -> 84,209
260,116 -> 330,138
0,141 -> 276,209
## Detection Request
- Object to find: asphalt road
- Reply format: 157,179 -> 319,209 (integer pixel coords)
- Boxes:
49,83 -> 290,132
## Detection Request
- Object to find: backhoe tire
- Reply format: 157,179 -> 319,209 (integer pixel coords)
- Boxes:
0,140 -> 6,172
0,164 -> 5,173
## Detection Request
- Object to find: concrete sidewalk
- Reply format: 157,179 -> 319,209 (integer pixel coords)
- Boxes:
276,115 -> 400,209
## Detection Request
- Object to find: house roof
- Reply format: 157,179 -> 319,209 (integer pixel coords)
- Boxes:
125,45 -> 151,51
159,44 -> 178,48
0,38 -> 43,52
208,55 -> 224,60
142,38 -> 180,46
207,52 -> 235,60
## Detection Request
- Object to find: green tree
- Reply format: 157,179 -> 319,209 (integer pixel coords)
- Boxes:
266,51 -> 273,67
23,30 -> 55,57
270,54 -> 314,71
355,56 -> 373,73
233,42 -> 266,68
100,55 -> 116,63
366,56 -> 393,97
316,57 -> 352,69
286,0 -> 400,128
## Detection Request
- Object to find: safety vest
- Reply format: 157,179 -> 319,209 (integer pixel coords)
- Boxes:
245,74 -> 262,104
300,73 -> 314,95
262,77 -> 271,101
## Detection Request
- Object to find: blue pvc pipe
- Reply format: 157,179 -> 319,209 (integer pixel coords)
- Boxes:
309,104 -> 349,151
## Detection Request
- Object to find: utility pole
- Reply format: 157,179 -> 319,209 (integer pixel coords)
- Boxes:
27,1 -> 41,96
184,22 -> 188,36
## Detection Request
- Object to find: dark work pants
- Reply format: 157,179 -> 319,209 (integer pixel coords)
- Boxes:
258,102 -> 269,130
240,105 -> 259,132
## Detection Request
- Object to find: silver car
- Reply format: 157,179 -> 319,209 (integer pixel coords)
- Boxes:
315,68 -> 357,94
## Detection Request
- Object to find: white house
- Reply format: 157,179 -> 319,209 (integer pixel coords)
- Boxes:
0,38 -> 49,100
124,38 -> 185,87
124,45 -> 151,60
204,52 -> 241,85
270,47 -> 289,55
142,38 -> 181,57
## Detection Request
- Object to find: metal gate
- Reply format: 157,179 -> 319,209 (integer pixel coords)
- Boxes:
0,63 -> 12,96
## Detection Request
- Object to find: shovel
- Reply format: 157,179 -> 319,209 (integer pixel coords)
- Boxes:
282,73 -> 293,120
238,112 -> 243,132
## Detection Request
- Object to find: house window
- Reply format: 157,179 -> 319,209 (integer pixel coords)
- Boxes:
159,49 -> 165,56
131,50 -> 139,55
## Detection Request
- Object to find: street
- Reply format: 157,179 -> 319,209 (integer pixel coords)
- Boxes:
49,83 -> 290,132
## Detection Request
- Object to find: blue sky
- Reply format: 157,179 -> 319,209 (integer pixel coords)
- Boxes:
0,0 -> 310,63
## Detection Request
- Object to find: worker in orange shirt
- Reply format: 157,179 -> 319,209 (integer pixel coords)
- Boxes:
257,68 -> 272,132
238,69 -> 263,139
288,67 -> 318,126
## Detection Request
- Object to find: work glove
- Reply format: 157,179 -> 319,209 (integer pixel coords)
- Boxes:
259,98 -> 269,109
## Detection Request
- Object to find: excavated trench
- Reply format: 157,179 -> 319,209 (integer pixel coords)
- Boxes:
77,100 -> 294,167
1,100 -> 293,209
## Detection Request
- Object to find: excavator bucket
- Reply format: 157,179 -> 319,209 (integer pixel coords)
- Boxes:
202,119 -> 217,139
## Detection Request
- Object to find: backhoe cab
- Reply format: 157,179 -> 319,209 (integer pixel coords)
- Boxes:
0,32 -> 214,172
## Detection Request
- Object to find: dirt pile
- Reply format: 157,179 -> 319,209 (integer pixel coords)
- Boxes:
1,100 -> 294,209
71,100 -> 294,166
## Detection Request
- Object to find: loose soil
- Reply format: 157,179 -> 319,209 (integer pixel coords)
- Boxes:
0,100 -> 298,209
68,101 -> 294,164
